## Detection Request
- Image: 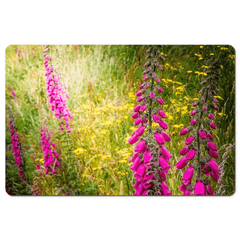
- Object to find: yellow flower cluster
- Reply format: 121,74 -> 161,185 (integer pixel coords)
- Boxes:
74,148 -> 87,155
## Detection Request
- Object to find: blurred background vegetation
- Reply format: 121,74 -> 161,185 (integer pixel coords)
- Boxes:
5,45 -> 235,195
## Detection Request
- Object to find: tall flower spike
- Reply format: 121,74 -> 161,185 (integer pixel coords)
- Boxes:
129,46 -> 172,196
6,103 -> 27,183
40,122 -> 60,175
177,54 -> 222,195
43,45 -> 73,133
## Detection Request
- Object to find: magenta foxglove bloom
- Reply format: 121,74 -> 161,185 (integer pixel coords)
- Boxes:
209,150 -> 219,159
190,110 -> 196,116
190,119 -> 197,125
179,146 -> 189,156
161,145 -> 172,162
161,182 -> 172,195
137,96 -> 144,102
134,117 -> 142,126
150,92 -> 155,99
136,91 -> 142,96
159,120 -> 168,129
207,132 -> 213,140
135,126 -> 145,136
158,98 -> 165,105
130,156 -> 141,172
158,109 -> 166,118
134,140 -> 146,153
205,184 -> 214,195
199,130 -> 207,139
207,141 -> 217,151
153,114 -> 161,123
139,105 -> 147,112
185,136 -> 194,145
210,171 -> 220,182
128,134 -> 139,144
132,112 -> 140,119
194,180 -> 205,195
161,131 -> 171,141
176,156 -> 189,169
158,87 -> 164,92
182,166 -> 194,185
210,122 -> 217,129
208,113 -> 215,119
159,156 -> 171,174
180,128 -> 188,135
134,104 -> 141,112
186,149 -> 196,160
208,159 -> 219,173
202,106 -> 207,111
155,132 -> 165,145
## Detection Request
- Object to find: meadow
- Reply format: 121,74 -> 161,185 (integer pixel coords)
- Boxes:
5,45 -> 235,196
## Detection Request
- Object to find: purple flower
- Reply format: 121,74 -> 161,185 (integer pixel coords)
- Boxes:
155,132 -> 165,145
134,140 -> 146,153
210,122 -> 217,129
150,92 -> 155,99
153,114 -> 161,123
194,180 -> 205,195
180,128 -> 188,135
128,134 -> 139,144
182,166 -> 194,185
161,130 -> 171,142
158,98 -> 165,105
135,126 -> 145,136
185,136 -> 194,145
136,91 -> 142,96
134,104 -> 141,112
161,145 -> 172,162
208,150 -> 219,159
207,141 -> 217,151
159,120 -> 168,129
208,113 -> 215,119
208,159 -> 219,173
190,118 -> 197,125
139,105 -> 147,112
186,149 -> 196,160
161,182 -> 171,195
199,131 -> 207,139
158,109 -> 167,118
134,117 -> 142,126
179,146 -> 189,156
176,156 -> 189,169
132,112 -> 140,119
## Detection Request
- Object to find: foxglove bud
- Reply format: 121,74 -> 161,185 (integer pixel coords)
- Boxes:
208,150 -> 219,159
210,122 -> 217,129
180,128 -> 188,135
136,91 -> 142,96
185,136 -> 194,145
153,114 -> 161,123
139,105 -> 147,113
208,113 -> 215,119
158,109 -> 167,118
128,134 -> 139,144
207,141 -> 217,151
132,112 -> 140,119
159,120 -> 168,129
190,110 -> 196,116
158,87 -> 164,92
199,131 -> 207,139
190,119 -> 197,125
158,98 -> 165,105
150,92 -> 155,99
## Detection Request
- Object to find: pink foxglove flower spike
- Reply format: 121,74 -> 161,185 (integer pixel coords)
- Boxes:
128,46 -> 172,196
43,45 -> 73,133
177,56 -> 222,195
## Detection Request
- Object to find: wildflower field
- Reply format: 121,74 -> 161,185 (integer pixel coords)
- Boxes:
5,45 -> 235,196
